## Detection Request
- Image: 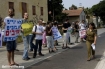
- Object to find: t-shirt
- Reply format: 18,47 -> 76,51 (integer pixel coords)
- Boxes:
63,22 -> 69,33
67,27 -> 72,35
4,16 -> 16,41
46,26 -> 52,36
79,23 -> 86,30
21,19 -> 32,35
43,26 -> 46,31
4,16 -> 13,23
3,16 -> 13,36
32,25 -> 44,40
75,24 -> 79,32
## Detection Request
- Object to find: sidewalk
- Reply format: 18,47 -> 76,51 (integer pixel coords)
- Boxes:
0,32 -> 80,69
95,28 -> 105,69
0,28 -> 105,69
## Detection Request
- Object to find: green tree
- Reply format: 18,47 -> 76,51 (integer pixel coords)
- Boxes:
48,0 -> 66,22
69,4 -> 77,10
84,7 -> 92,16
91,0 -> 105,23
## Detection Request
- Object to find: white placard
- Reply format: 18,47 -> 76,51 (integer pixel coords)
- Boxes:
52,26 -> 62,40
4,19 -> 22,41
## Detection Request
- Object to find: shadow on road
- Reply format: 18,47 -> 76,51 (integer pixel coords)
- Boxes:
71,46 -> 83,49
33,59 -> 50,66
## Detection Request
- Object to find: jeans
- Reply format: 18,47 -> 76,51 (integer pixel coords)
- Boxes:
30,35 -> 35,50
46,36 -> 54,49
34,40 -> 42,54
68,36 -> 71,44
75,32 -> 79,42
22,35 -> 31,59
63,33 -> 68,46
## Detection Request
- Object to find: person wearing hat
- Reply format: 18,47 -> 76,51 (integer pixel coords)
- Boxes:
42,21 -> 47,47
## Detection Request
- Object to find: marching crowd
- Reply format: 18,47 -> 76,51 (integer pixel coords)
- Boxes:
2,8 -> 97,66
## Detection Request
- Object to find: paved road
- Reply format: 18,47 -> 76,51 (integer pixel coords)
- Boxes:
26,32 -> 105,69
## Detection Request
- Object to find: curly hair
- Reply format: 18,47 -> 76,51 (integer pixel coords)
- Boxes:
89,22 -> 96,29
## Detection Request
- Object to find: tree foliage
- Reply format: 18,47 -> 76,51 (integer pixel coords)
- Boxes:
84,7 -> 92,16
48,0 -> 67,22
91,0 -> 105,23
69,4 -> 77,10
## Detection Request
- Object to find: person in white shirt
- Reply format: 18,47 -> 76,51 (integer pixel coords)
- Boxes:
32,20 -> 44,58
79,20 -> 87,42
79,20 -> 86,30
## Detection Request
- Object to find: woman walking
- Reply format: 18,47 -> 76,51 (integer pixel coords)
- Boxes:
46,22 -> 55,53
74,21 -> 79,43
79,20 -> 87,42
42,21 -> 47,47
86,23 -> 97,61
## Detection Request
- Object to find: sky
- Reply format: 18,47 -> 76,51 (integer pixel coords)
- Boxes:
62,0 -> 101,9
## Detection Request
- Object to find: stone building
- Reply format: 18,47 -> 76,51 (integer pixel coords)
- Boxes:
0,0 -> 48,22
62,8 -> 86,22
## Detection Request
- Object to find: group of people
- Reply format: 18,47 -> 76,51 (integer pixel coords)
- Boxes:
2,8 -> 97,66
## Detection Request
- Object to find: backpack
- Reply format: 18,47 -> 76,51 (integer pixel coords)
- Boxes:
31,25 -> 37,39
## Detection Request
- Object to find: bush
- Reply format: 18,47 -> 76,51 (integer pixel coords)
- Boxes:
16,36 -> 23,43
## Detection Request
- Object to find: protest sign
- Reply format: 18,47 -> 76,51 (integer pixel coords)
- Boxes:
21,23 -> 34,36
4,19 -> 22,41
0,29 -> 2,47
52,26 -> 62,40
79,30 -> 86,38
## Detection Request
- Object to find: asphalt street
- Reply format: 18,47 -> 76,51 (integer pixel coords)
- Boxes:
26,32 -> 105,69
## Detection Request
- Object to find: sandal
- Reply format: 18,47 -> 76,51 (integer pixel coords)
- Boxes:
87,58 -> 91,61
11,63 -> 19,66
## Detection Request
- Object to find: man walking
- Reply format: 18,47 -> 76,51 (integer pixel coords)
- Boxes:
32,20 -> 44,58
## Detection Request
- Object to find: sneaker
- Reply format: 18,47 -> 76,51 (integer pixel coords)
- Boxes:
39,53 -> 44,56
66,46 -> 71,49
27,57 -> 31,59
62,47 -> 66,49
23,58 -> 30,61
51,50 -> 56,53
33,55 -> 36,58
30,49 -> 33,52
15,49 -> 19,51
49,50 -> 51,53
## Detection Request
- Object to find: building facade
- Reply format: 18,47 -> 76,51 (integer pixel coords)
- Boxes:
0,0 -> 48,22
62,9 -> 86,22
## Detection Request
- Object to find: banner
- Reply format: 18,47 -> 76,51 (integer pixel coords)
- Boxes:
0,29 -> 2,47
79,30 -> 86,38
52,26 -> 62,40
4,19 -> 22,41
21,23 -> 34,36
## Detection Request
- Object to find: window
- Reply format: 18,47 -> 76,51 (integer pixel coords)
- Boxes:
21,2 -> 27,18
8,2 -> 14,9
32,6 -> 36,15
8,2 -> 15,15
40,7 -> 43,15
